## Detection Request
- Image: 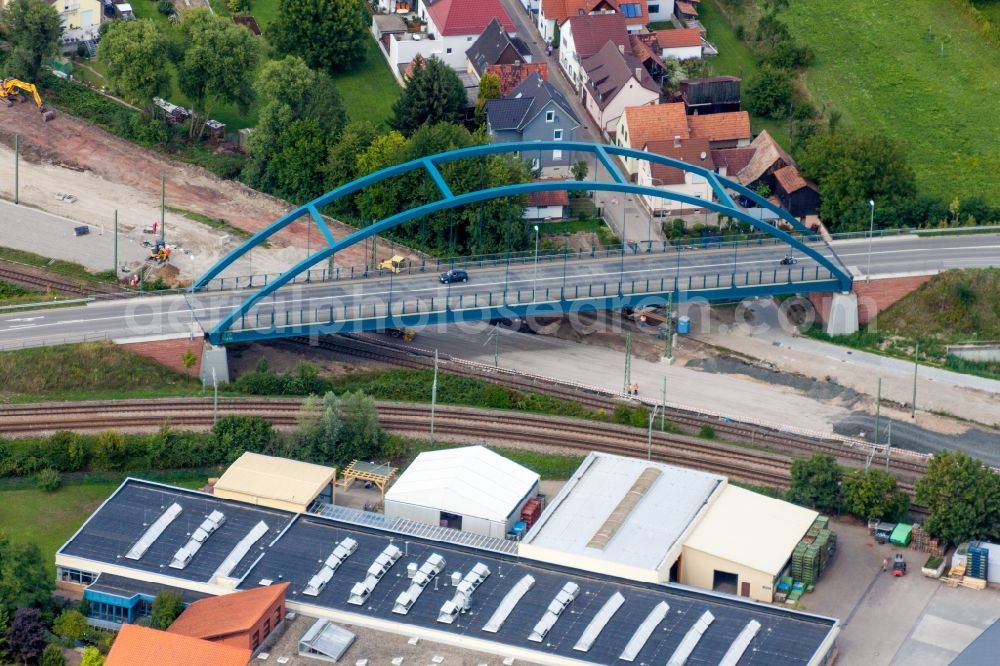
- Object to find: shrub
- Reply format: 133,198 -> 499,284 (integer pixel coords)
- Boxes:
52,610 -> 87,642
150,590 -> 184,630
698,425 -> 716,439
35,468 -> 62,492
156,0 -> 174,15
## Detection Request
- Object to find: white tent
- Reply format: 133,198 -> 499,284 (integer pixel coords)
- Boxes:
384,446 -> 540,539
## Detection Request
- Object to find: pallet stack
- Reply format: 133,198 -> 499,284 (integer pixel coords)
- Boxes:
910,524 -> 947,555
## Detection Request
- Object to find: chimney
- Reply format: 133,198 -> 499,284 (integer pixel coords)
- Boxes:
618,44 -> 625,55
673,135 -> 681,148
635,67 -> 642,80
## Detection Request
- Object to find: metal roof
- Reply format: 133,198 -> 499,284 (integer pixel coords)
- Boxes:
684,485 -> 818,576
385,446 -> 539,523
522,452 -> 724,571
60,479 -> 838,666
214,452 -> 336,507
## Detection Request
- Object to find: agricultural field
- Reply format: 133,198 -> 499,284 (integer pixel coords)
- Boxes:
782,0 -> 1000,205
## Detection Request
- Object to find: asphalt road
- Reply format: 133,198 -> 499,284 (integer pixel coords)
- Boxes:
0,233 -> 998,349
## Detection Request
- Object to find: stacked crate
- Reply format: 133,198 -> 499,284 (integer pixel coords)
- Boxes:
790,518 -> 838,588
910,524 -> 947,555
968,545 -> 989,580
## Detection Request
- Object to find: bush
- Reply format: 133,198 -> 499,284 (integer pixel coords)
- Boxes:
156,0 -> 174,14
52,610 -> 87,642
35,468 -> 62,492
150,590 -> 184,630
698,425 -> 716,439
744,66 -> 793,119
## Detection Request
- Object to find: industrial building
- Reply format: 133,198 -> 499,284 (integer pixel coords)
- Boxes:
57,478 -> 840,666
212,452 -> 336,513
384,445 -> 540,539
521,452 -> 818,602
166,582 -> 289,651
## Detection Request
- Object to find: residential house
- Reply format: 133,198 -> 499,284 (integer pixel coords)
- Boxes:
536,0 -> 617,44
167,583 -> 289,652
646,0 -> 674,23
51,0 -> 102,47
637,136 -> 715,214
487,62 -> 550,95
523,183 -> 570,220
630,33 -> 666,83
655,27 -> 703,60
582,41 -> 660,138
376,0 -> 414,13
680,76 -> 741,114
711,146 -> 755,179
466,17 -> 532,81
612,0 -> 650,34
735,129 -> 795,189
559,12 -> 628,92
106,624 -> 252,666
688,110 -> 752,149
773,165 -> 820,217
615,102 -> 689,175
379,0 -> 516,76
486,72 -> 581,167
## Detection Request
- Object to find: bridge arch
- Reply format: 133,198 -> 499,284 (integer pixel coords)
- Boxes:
194,141 -> 851,342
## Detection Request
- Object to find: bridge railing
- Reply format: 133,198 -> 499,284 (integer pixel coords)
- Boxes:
225,265 -> 839,337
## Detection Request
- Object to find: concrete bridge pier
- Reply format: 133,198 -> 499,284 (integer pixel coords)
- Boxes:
825,292 -> 859,335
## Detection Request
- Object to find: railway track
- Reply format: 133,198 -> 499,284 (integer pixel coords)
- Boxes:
279,334 -> 930,483
0,261 -> 124,298
0,399 -> 792,489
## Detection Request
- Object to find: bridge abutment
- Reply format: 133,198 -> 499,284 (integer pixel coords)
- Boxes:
825,292 -> 859,335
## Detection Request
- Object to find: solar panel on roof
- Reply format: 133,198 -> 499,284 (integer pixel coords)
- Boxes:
169,511 -> 227,569
719,619 -> 762,666
619,601 -> 669,662
667,610 -> 715,666
214,520 -> 269,579
573,591 -> 625,652
529,581 -> 580,642
125,503 -> 182,560
482,574 -> 535,633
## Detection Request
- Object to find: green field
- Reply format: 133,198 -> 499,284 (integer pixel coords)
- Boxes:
0,475 -> 205,576
701,0 -> 793,149
329,36 -> 401,126
782,0 -> 1000,204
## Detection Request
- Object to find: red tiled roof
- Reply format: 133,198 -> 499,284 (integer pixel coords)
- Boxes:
542,0 -> 616,24
167,583 -> 288,642
644,137 -> 714,185
630,33 -> 664,68
774,164 -> 816,193
621,103 -> 689,151
607,0 -> 647,26
425,0 -> 515,36
565,13 -> 628,58
487,63 -> 550,96
107,625 -> 251,666
676,0 -> 698,16
655,27 -> 702,49
711,147 -> 756,177
688,111 -> 752,142
528,181 -> 571,207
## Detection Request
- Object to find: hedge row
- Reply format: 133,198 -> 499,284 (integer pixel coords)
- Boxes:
949,0 -> 1000,49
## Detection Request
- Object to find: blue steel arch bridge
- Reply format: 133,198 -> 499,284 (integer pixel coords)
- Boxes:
190,142 -> 853,344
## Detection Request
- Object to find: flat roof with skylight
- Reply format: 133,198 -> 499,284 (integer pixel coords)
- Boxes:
521,452 -> 725,575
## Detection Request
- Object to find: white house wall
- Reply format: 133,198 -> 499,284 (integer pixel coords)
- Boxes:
558,25 -> 584,92
647,0 -> 675,23
585,83 -> 658,138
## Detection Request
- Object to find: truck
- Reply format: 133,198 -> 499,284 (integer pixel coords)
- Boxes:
378,255 -> 406,274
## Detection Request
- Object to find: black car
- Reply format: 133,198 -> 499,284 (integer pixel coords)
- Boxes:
439,269 -> 468,284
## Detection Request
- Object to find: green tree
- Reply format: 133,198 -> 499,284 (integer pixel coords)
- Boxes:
176,9 -> 261,138
0,607 -> 10,664
786,453 -> 842,513
571,160 -> 589,181
40,644 -> 67,666
0,0 -> 61,81
475,70 -> 500,128
211,415 -> 275,463
337,390 -> 383,463
79,646 -> 105,666
0,533 -> 53,616
52,610 -> 87,642
98,20 -> 169,106
149,590 -> 184,630
6,607 -> 45,666
744,66 -> 792,119
915,450 -> 1000,543
797,129 -> 917,232
270,0 -> 367,72
243,56 -> 347,202
390,57 -> 467,136
841,468 -> 910,521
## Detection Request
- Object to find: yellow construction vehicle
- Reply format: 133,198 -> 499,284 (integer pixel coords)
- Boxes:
378,255 -> 405,274
148,239 -> 170,263
0,79 -> 55,121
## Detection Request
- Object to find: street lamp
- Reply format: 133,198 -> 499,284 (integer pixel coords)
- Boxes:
532,224 -> 540,301
866,199 -> 875,283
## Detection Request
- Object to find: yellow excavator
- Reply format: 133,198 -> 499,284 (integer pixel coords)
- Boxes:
1,79 -> 55,122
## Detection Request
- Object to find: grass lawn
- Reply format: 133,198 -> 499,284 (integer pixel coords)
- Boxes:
0,474 -> 205,576
700,0 -> 793,149
331,37 -> 401,127
781,0 -> 1000,204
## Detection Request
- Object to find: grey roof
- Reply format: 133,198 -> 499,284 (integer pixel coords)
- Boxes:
952,616 -> 1000,665
583,40 -> 660,111
487,71 -> 580,132
59,479 -> 839,666
466,17 -> 532,77
86,572 -> 209,605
